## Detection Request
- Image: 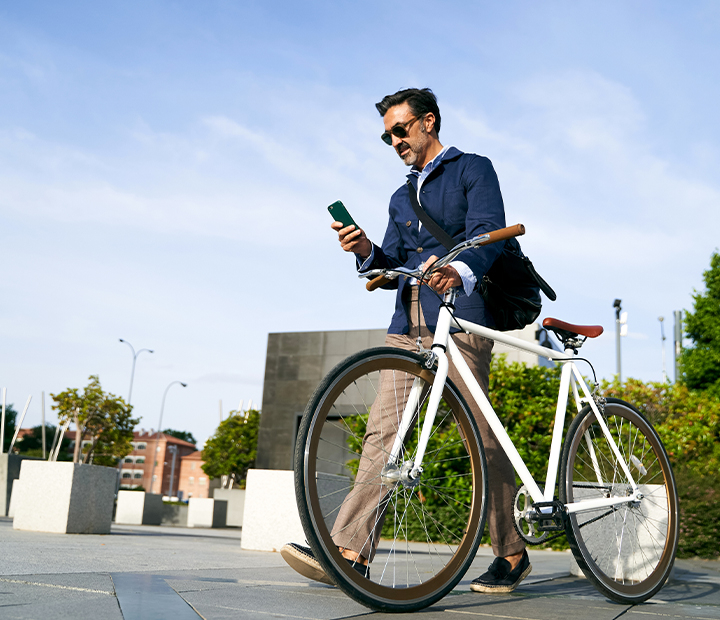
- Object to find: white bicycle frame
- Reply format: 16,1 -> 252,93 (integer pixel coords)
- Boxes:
386,289 -> 642,517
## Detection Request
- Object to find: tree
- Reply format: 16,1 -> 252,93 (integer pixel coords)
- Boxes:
201,409 -> 260,488
162,428 -> 197,445
51,375 -> 139,466
1,403 -> 18,453
681,251 -> 720,395
15,424 -> 72,460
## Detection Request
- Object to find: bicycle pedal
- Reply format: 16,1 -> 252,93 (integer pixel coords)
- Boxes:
530,500 -> 566,532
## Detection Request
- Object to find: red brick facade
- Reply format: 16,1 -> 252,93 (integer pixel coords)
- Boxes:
175,450 -> 214,499
119,431 -> 197,495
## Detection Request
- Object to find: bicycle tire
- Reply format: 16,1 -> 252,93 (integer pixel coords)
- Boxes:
559,398 -> 679,604
294,347 -> 488,612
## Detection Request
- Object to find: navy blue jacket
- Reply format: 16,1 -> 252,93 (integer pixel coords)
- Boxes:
361,147 -> 506,334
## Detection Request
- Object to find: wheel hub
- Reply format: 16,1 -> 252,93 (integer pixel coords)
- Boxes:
381,461 -> 421,489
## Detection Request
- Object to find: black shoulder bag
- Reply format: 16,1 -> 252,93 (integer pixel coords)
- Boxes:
406,181 -> 556,331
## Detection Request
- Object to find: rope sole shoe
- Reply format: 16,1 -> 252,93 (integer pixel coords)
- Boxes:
470,550 -> 532,594
280,543 -> 370,585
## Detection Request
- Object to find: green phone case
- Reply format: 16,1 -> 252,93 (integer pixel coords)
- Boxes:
328,200 -> 357,229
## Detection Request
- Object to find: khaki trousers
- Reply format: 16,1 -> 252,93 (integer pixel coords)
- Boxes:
332,287 -> 525,561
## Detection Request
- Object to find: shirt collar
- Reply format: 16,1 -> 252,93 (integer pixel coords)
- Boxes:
410,145 -> 452,181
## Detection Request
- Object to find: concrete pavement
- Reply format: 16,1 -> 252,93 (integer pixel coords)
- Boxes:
1,517 -> 718,619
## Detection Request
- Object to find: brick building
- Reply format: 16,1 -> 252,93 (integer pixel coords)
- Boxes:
119,430 -> 197,494
175,450 -> 216,500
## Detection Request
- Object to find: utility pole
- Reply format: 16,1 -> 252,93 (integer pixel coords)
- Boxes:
658,317 -> 667,383
673,310 -> 683,382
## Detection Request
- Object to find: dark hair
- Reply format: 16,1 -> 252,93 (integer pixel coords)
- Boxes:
375,88 -> 441,134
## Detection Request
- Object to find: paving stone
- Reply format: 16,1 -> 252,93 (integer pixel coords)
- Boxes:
179,581 -> 367,620
0,576 -> 122,620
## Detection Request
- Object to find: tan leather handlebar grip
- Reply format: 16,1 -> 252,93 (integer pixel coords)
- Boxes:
483,223 -> 525,245
366,274 -> 392,291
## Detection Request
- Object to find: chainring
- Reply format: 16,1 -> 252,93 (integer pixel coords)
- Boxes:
512,484 -> 549,545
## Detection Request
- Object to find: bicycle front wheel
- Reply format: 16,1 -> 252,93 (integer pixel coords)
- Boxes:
295,347 -> 487,612
560,398 -> 679,604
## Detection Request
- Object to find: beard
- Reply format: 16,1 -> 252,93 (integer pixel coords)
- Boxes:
396,126 -> 429,167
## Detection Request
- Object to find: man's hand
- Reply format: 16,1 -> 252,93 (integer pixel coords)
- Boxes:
331,221 -> 372,259
422,255 -> 462,294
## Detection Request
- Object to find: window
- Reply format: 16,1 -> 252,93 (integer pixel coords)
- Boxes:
122,472 -> 131,479
191,463 -> 195,470
133,473 -> 142,479
124,457 -> 133,463
189,476 -> 194,486
199,477 -> 206,485
136,457 -> 145,464
137,443 -> 146,450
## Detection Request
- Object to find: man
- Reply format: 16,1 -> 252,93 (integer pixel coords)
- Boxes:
282,88 -> 530,593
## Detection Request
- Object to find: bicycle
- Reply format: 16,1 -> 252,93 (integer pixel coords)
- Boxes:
293,224 -> 679,613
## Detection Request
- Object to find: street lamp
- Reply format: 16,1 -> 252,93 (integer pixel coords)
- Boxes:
118,339 -> 154,404
613,299 -> 623,382
148,381 -> 187,494
659,317 -> 668,383
167,445 -> 178,499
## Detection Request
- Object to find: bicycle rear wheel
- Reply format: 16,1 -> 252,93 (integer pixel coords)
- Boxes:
295,347 -> 487,612
560,398 -> 679,604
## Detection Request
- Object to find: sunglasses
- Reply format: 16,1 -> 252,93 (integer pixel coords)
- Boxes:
381,114 -> 424,145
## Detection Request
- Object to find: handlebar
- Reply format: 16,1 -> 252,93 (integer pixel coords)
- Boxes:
363,223 -> 526,292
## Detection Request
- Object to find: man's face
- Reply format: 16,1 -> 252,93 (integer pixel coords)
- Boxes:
383,102 -> 430,167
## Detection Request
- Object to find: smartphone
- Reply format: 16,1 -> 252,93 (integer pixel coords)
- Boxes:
328,200 -> 357,229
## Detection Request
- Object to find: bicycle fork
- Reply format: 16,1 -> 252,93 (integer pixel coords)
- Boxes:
384,290 -> 455,483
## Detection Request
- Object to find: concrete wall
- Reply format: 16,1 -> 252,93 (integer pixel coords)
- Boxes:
256,329 -> 387,471
256,324 -> 558,472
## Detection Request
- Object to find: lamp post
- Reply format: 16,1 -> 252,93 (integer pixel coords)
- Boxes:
673,310 -> 683,383
167,445 -> 178,499
659,316 -> 668,383
613,299 -> 622,382
118,339 -> 154,405
148,381 -> 187,494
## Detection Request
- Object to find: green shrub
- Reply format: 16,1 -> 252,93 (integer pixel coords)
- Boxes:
603,378 -> 720,558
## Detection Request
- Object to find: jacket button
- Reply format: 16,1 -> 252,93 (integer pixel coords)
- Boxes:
417,247 -> 423,253
406,220 -> 412,227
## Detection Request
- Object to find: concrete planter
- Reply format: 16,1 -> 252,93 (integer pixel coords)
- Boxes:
568,484 -> 674,580
161,502 -> 189,526
0,454 -> 41,517
12,461 -> 117,534
115,491 -> 163,525
242,469 -> 350,552
187,498 -> 227,528
212,488 -> 246,527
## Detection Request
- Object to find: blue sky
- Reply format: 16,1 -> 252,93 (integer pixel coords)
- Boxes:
1,1 -> 719,446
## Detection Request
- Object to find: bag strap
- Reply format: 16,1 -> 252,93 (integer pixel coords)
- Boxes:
406,181 -> 456,251
525,259 -> 558,301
